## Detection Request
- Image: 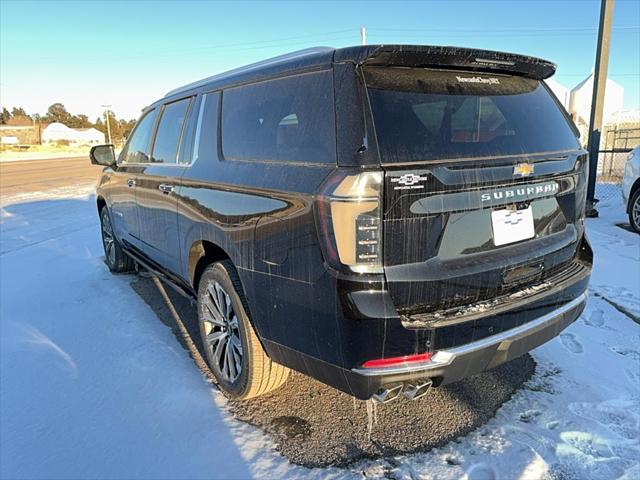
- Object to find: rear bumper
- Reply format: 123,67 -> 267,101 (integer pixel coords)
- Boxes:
260,235 -> 592,400
264,287 -> 587,400
351,292 -> 586,386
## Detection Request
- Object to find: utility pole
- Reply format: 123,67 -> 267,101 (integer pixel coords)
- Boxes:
101,104 -> 113,144
360,26 -> 366,46
585,0 -> 615,218
32,114 -> 38,145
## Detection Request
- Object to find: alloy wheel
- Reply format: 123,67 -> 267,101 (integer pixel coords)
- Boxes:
101,211 -> 116,266
633,195 -> 640,230
201,280 -> 243,382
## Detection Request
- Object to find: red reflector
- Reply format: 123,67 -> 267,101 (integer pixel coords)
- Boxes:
361,352 -> 433,369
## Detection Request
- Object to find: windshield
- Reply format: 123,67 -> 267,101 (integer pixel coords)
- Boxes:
365,68 -> 579,163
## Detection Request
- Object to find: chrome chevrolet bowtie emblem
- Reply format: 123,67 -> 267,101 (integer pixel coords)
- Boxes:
514,163 -> 534,177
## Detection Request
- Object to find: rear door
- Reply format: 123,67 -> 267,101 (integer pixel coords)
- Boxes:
137,96 -> 194,273
364,68 -> 587,316
110,108 -> 159,251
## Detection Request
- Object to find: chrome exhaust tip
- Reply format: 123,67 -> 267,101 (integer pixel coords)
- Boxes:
372,384 -> 403,403
403,378 -> 433,401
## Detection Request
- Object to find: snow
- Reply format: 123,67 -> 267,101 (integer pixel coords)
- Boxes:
1,183 -> 638,479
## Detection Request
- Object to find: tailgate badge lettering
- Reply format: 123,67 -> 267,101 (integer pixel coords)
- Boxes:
514,163 -> 534,177
480,182 -> 559,202
456,75 -> 501,85
392,173 -> 428,190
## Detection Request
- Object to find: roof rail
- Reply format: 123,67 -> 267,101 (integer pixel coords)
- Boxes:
164,47 -> 334,98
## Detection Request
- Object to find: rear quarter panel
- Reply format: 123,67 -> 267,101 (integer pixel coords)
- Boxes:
175,92 -> 334,343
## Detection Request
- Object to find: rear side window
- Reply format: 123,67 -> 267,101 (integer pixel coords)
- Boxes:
151,97 -> 192,164
365,68 -> 579,163
221,71 -> 335,164
178,95 -> 203,164
121,108 -> 158,164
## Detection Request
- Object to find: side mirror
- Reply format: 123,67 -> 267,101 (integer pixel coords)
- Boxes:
90,144 -> 116,167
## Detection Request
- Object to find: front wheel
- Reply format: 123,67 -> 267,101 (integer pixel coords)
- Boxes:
100,207 -> 135,272
629,189 -> 640,233
197,260 -> 289,399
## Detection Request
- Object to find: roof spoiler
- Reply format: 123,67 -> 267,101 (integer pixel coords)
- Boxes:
335,45 -> 556,80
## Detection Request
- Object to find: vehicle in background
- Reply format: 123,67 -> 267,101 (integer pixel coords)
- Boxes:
90,45 -> 591,403
622,145 -> 640,232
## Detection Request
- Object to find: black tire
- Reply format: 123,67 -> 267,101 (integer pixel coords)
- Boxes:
100,207 -> 135,272
629,189 -> 640,234
197,260 -> 289,399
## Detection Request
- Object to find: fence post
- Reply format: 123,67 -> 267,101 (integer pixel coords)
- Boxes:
609,125 -> 618,177
586,0 -> 615,218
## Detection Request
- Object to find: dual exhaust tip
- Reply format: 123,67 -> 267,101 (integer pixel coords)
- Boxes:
372,378 -> 433,403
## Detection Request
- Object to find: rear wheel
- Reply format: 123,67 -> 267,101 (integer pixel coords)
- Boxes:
100,207 -> 135,272
197,260 -> 289,399
630,189 -> 640,233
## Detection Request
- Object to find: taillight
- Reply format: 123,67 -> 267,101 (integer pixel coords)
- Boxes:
316,170 -> 383,274
361,352 -> 433,369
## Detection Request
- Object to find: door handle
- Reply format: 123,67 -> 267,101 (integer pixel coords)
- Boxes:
158,184 -> 175,194
126,178 -> 136,188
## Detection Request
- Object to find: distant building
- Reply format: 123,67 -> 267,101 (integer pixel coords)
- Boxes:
545,78 -> 570,111
569,73 -> 624,127
42,122 -> 104,144
0,125 -> 40,145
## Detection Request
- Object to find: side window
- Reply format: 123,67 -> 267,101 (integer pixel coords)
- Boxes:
122,109 -> 158,164
221,70 -> 335,164
151,97 -> 192,164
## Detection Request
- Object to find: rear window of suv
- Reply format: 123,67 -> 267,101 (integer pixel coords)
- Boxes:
221,70 -> 335,164
364,68 -> 579,163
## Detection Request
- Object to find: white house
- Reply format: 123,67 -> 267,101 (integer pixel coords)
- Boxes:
42,122 -> 104,144
569,73 -> 624,127
545,78 -> 570,111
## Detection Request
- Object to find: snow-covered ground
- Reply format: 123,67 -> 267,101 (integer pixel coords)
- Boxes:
1,183 -> 638,480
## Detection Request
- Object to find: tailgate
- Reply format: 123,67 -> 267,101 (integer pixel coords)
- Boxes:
383,153 -> 588,315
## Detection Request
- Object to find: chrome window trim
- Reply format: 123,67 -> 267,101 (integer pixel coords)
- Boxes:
190,93 -> 207,166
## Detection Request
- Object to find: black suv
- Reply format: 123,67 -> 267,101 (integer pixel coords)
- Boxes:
91,45 -> 591,403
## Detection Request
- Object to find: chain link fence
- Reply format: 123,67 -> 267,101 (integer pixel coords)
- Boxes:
594,125 -> 639,202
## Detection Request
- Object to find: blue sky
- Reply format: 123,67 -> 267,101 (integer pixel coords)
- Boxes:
1,0 -> 639,120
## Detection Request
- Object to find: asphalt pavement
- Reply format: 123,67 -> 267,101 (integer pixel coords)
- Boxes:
0,156 -> 101,198
131,275 -> 535,467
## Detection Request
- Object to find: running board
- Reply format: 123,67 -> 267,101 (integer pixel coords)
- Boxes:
123,249 -> 196,304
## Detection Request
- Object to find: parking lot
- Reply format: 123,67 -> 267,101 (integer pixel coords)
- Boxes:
1,165 -> 638,479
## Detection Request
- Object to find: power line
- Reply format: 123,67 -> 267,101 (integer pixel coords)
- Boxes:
20,34 -> 356,67
22,29 -> 357,64
558,73 -> 639,76
368,25 -> 639,33
155,28 -> 355,53
367,31 -> 638,39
